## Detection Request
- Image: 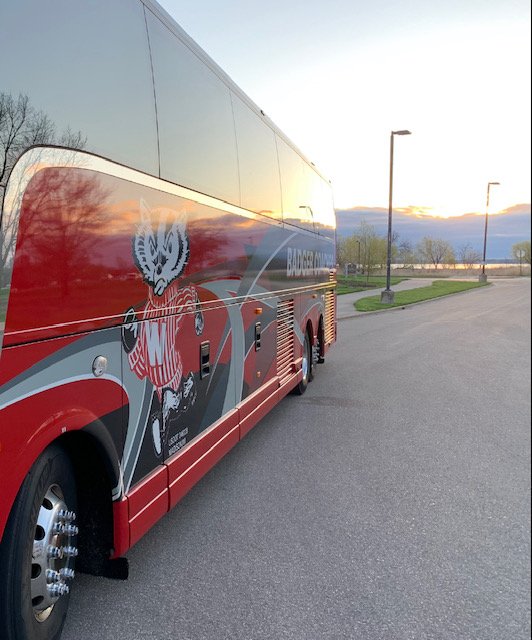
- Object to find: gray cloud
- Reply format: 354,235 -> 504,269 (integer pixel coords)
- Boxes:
336,205 -> 531,259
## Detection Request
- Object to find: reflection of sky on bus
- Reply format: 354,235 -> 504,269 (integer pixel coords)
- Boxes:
0,2 -> 159,177
159,0 -> 531,218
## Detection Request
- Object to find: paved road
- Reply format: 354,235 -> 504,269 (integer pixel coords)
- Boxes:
63,279 -> 530,640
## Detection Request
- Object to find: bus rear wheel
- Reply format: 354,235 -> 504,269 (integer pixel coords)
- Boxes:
0,444 -> 78,640
293,332 -> 312,395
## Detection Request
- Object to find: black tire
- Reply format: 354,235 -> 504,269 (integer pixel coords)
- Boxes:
316,318 -> 325,364
309,322 -> 322,382
293,331 -> 312,395
0,444 -> 78,640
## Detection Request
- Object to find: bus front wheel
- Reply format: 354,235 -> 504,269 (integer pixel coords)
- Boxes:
0,444 -> 78,640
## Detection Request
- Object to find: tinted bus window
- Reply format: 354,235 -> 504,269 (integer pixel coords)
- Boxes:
277,136 -> 314,232
146,11 -> 239,205
232,94 -> 282,220
306,165 -> 336,240
0,0 -> 159,177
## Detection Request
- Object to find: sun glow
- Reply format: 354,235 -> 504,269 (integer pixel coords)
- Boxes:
394,206 -> 465,219
401,207 -> 483,220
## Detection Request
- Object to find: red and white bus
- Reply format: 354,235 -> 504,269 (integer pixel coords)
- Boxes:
0,1 -> 336,638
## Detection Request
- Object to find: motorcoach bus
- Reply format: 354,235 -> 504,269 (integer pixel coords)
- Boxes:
0,1 -> 336,638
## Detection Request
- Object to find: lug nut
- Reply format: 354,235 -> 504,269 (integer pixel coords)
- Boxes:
58,510 -> 76,523
53,522 -> 65,534
64,524 -> 79,536
59,567 -> 75,580
47,545 -> 64,559
47,582 -> 70,598
46,569 -> 62,583
62,546 -> 78,558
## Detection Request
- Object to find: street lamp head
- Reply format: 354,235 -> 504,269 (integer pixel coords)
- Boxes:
392,130 -> 412,136
488,181 -> 500,186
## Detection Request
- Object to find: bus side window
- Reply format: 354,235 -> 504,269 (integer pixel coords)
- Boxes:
277,136 -> 314,233
307,167 -> 336,240
146,11 -> 240,206
298,205 -> 316,233
0,0 -> 158,177
232,93 -> 282,221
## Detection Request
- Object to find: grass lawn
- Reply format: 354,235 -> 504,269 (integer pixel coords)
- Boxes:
354,280 -> 490,311
337,275 -> 409,295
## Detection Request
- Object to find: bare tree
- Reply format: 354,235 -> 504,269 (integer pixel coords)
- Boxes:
458,243 -> 482,270
1,93 -> 55,196
417,236 -> 455,270
396,238 -> 418,269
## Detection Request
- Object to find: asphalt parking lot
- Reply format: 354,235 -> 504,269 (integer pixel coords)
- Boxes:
63,278 -> 531,640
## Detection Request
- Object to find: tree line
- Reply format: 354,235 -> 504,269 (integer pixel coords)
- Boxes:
337,220 -> 531,276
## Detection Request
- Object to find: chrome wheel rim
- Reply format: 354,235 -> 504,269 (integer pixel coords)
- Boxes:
302,338 -> 310,383
31,484 -> 77,622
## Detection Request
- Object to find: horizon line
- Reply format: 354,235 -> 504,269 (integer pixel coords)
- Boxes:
335,203 -> 532,219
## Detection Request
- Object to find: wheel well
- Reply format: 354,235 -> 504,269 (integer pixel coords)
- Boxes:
58,432 -> 115,576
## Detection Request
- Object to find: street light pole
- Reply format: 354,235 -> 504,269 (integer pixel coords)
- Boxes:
479,181 -> 500,282
381,129 -> 411,304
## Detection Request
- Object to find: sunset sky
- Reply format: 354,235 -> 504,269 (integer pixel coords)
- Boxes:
158,0 -> 530,219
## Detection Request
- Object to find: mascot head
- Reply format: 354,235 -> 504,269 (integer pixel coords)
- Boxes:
133,200 -> 190,296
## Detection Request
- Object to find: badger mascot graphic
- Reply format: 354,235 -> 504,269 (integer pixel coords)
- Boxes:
122,200 -> 204,457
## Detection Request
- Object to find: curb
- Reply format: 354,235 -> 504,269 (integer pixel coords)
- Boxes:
337,282 -> 493,321
338,304 -> 409,321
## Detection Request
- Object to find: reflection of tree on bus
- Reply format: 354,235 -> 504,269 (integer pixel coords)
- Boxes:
0,92 -> 85,288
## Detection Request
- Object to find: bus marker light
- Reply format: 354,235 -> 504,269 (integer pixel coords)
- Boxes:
92,356 -> 108,377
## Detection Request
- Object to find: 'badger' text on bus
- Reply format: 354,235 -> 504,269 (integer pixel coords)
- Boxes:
286,247 -> 334,277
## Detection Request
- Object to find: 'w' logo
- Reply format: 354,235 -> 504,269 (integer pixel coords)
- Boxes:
146,321 -> 167,367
